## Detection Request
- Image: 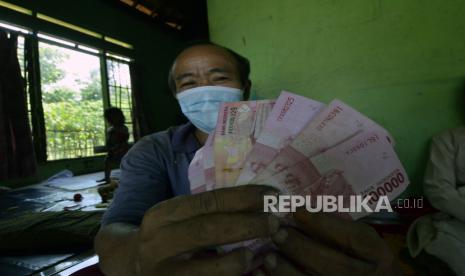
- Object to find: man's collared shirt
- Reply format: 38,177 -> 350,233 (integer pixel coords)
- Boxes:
424,126 -> 465,221
102,122 -> 200,226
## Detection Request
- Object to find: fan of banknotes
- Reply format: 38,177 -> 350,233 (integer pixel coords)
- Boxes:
188,91 -> 409,220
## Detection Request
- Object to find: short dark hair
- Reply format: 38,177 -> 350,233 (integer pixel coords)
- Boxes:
104,107 -> 125,126
168,42 -> 250,94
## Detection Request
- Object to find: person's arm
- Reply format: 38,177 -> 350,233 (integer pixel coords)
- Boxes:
95,185 -> 279,276
95,136 -> 172,274
105,127 -> 114,150
95,135 -> 279,275
424,132 -> 465,221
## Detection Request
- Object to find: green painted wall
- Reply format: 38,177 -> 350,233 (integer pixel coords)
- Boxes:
1,0 -> 185,187
208,0 -> 465,195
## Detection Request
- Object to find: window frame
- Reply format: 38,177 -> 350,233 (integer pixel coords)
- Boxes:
0,6 -> 136,163
106,56 -> 136,143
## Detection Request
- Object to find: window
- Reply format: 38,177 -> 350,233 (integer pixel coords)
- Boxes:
107,56 -> 134,142
1,19 -> 135,161
39,41 -> 105,160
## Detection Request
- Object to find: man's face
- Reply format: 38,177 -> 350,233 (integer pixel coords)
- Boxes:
171,45 -> 245,94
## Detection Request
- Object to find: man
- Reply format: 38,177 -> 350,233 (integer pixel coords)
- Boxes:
95,43 -> 399,275
407,127 -> 465,275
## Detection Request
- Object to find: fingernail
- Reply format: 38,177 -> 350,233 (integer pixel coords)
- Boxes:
272,228 -> 288,244
262,186 -> 281,197
268,215 -> 280,233
264,253 -> 277,270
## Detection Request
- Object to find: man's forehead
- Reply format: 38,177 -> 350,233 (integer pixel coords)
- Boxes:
173,45 -> 237,71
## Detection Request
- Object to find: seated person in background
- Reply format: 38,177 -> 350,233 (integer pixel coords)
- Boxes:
95,43 -> 399,275
408,127 -> 465,275
97,107 -> 129,184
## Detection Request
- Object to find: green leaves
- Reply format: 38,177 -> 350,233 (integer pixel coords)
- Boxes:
43,100 -> 105,160
39,46 -> 68,85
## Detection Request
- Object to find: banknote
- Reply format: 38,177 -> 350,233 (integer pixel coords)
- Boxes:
202,133 -> 215,192
254,99 -> 394,183
188,133 -> 215,194
260,129 -> 408,220
187,93 -> 409,259
188,146 -> 206,194
236,91 -> 324,185
214,100 -> 275,188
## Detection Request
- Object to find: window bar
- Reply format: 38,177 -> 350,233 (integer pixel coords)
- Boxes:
0,0 -> 33,15
129,61 -> 141,140
117,63 -> 122,107
25,33 -> 47,162
100,51 -> 111,144
100,51 -> 111,110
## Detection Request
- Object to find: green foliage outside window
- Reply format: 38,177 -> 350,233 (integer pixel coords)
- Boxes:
39,42 -> 105,160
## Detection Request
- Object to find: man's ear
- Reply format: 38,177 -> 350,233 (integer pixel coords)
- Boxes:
243,80 -> 252,100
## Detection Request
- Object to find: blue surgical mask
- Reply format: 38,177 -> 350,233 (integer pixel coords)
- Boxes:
176,86 -> 243,133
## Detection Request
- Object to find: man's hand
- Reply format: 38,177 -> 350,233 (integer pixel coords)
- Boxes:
261,209 -> 401,276
96,185 -> 279,276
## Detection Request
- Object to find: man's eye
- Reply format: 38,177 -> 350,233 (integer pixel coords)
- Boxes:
214,76 -> 229,81
181,81 -> 195,87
